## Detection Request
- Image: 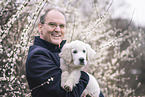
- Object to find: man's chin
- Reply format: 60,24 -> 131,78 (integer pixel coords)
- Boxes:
51,39 -> 62,45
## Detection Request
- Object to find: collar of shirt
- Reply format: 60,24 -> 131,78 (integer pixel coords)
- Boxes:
34,36 -> 66,52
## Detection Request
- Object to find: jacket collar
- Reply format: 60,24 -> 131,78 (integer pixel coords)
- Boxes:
34,36 -> 66,52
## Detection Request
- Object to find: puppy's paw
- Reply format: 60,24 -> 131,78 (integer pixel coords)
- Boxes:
61,82 -> 65,88
63,83 -> 74,92
86,94 -> 91,97
64,85 -> 72,92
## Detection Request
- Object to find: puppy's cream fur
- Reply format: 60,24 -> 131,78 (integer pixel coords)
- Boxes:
59,40 -> 100,97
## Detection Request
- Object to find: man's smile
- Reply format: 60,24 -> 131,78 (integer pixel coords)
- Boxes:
51,32 -> 61,38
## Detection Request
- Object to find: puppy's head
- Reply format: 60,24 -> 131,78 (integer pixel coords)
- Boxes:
59,40 -> 96,67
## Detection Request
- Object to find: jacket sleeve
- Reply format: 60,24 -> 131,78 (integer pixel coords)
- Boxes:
26,48 -> 89,97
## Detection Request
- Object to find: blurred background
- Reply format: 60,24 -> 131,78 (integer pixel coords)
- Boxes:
0,0 -> 145,96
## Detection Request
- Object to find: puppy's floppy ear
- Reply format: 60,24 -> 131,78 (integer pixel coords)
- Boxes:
86,44 -> 96,62
59,43 -> 72,63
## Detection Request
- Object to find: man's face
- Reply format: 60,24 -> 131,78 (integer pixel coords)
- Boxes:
39,10 -> 66,45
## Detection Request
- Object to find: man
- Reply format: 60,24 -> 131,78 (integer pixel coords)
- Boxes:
26,7 -> 103,97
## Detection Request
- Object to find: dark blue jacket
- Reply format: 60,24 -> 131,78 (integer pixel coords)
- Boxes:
26,36 -> 89,97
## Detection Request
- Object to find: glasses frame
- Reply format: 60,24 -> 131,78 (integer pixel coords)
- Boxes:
42,22 -> 66,29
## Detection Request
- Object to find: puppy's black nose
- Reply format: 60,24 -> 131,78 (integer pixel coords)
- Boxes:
79,58 -> 84,62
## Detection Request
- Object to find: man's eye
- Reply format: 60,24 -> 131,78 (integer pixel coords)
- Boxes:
48,23 -> 56,27
73,50 -> 77,54
60,25 -> 65,28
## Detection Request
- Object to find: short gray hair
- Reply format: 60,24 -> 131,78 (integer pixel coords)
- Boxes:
40,7 -> 66,24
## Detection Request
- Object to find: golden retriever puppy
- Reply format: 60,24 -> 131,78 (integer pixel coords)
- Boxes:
59,40 -> 100,97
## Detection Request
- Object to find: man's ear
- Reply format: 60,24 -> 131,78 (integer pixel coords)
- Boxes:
59,43 -> 72,63
86,44 -> 96,62
38,23 -> 43,35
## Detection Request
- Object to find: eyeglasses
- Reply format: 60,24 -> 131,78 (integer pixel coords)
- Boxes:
43,22 -> 65,29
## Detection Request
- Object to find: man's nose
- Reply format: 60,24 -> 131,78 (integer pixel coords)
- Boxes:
54,25 -> 61,32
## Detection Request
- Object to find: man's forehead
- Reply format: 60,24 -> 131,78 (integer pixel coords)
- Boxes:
45,10 -> 66,24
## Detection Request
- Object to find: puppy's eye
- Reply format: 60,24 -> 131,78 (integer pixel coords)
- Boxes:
83,50 -> 86,53
73,50 -> 77,54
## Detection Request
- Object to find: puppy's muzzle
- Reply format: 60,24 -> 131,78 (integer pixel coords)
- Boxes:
79,57 -> 85,65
